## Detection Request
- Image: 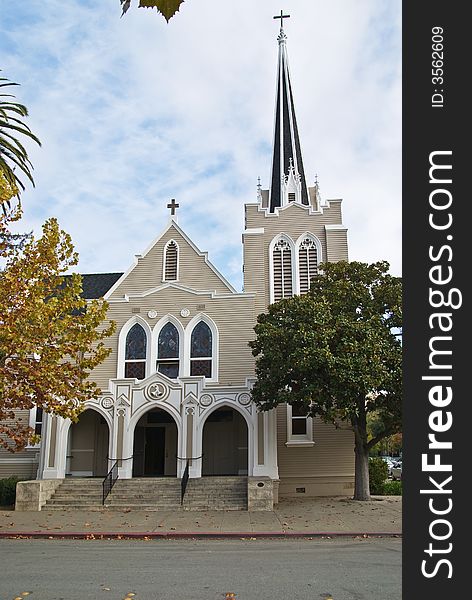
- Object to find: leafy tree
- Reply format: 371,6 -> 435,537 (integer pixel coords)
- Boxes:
0,216 -> 115,451
120,0 -> 185,21
250,261 -> 402,501
368,411 -> 402,456
0,72 -> 41,213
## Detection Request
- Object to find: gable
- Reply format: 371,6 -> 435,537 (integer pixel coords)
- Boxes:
106,222 -> 236,300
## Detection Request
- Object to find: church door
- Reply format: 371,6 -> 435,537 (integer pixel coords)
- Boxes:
132,408 -> 178,477
67,409 -> 109,477
202,407 -> 248,476
144,427 -> 166,476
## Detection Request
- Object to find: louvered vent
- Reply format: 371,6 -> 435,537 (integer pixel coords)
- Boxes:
299,238 -> 318,294
165,241 -> 178,281
273,239 -> 293,301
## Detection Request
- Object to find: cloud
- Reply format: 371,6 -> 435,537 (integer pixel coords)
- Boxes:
1,0 -> 401,288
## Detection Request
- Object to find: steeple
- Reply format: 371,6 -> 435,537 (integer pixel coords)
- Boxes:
269,12 -> 309,212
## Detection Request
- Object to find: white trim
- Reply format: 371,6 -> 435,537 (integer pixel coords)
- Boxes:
117,316 -> 152,379
242,228 -> 265,235
286,403 -> 314,446
245,196 -> 332,219
325,224 -> 348,230
106,282 -> 254,303
162,239 -> 180,282
268,233 -> 296,304
185,313 -> 219,382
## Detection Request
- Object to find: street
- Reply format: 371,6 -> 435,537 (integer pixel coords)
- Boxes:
0,537 -> 401,600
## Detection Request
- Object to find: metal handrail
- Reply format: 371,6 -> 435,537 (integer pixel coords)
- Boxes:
181,460 -> 190,504
102,460 -> 119,505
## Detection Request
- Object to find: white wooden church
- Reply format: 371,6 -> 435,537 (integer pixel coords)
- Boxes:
5,16 -> 355,510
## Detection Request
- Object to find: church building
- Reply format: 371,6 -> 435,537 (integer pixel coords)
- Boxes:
4,17 -> 355,510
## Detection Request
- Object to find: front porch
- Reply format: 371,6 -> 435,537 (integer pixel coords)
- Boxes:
36,372 -> 279,483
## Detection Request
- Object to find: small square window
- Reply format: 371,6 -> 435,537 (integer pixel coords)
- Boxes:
286,403 -> 315,447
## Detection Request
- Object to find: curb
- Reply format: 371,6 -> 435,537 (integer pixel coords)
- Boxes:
0,531 -> 402,540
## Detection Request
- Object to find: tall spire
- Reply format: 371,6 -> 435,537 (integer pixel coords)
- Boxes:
269,11 -> 309,212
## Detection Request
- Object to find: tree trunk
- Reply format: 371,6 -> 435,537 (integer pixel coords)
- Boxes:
354,440 -> 370,500
353,410 -> 370,501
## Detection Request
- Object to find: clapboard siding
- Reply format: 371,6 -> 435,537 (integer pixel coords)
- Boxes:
92,288 -> 256,391
109,226 -> 233,299
243,199 -> 347,309
0,409 -> 38,479
326,229 -> 349,262
0,457 -> 38,480
276,405 -> 355,478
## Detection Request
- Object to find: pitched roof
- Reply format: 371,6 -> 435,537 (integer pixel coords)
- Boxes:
79,273 -> 123,299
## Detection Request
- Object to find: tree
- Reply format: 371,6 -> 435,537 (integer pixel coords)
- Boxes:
0,216 -> 115,451
120,0 -> 185,21
250,261 -> 402,501
0,71 -> 41,214
368,411 -> 402,456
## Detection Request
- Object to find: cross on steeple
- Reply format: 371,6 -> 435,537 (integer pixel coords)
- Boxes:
273,9 -> 290,30
167,198 -> 179,216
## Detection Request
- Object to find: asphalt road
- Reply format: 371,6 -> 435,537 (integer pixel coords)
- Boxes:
0,537 -> 401,600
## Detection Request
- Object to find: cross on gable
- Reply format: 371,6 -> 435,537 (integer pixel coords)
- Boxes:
167,198 -> 179,216
273,9 -> 290,29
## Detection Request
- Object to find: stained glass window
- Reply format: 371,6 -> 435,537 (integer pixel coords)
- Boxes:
191,322 -> 212,358
125,361 -> 146,380
125,324 -> 146,360
157,322 -> 179,379
190,359 -> 212,378
124,323 -> 146,380
190,321 -> 212,377
158,323 -> 179,358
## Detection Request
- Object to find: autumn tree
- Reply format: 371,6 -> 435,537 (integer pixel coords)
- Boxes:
250,261 -> 402,501
0,216 -> 115,451
120,0 -> 185,21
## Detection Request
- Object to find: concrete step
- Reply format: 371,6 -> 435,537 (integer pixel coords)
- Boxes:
182,477 -> 248,511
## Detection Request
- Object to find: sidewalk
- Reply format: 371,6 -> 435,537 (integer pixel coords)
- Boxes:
0,496 -> 401,538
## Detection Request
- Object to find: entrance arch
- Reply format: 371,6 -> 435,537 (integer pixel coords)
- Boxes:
132,407 -> 178,477
202,406 -> 248,476
66,409 -> 110,477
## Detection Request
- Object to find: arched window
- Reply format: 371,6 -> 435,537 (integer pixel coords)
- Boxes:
164,240 -> 178,281
125,323 -> 147,379
157,322 -> 180,379
298,236 -> 319,294
272,237 -> 294,301
190,321 -> 212,377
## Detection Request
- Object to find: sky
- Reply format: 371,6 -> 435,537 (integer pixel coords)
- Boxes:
0,0 -> 401,290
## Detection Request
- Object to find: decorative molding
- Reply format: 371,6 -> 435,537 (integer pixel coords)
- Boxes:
237,393 -> 251,406
145,381 -> 169,402
101,396 -> 114,410
199,394 -> 213,407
